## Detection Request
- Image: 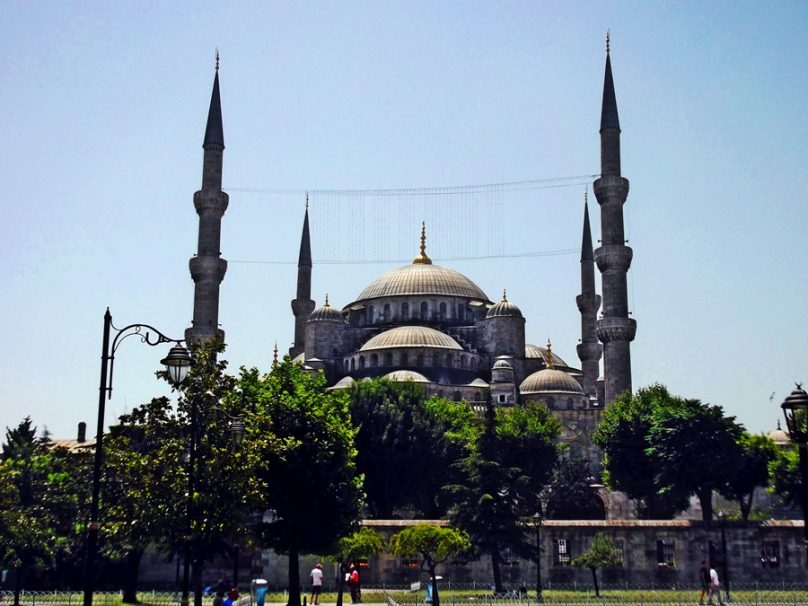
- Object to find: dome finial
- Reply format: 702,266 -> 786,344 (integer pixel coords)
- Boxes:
545,338 -> 555,369
412,221 -> 432,264
324,293 -> 330,306
502,289 -> 508,302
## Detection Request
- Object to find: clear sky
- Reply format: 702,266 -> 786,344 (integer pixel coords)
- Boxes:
2,1 -> 807,440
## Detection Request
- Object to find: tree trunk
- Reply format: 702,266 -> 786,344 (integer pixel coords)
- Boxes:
13,567 -> 23,606
589,566 -> 600,597
193,559 -> 204,606
336,562 -> 346,606
429,565 -> 440,606
491,547 -> 504,594
698,488 -> 713,521
740,491 -> 753,521
288,545 -> 302,606
122,548 -> 144,603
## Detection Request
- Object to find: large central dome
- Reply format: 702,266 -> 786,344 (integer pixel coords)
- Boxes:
351,263 -> 491,304
346,223 -> 491,306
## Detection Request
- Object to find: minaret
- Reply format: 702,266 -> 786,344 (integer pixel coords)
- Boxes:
594,33 -> 637,403
186,53 -> 229,345
576,191 -> 602,397
290,196 -> 315,358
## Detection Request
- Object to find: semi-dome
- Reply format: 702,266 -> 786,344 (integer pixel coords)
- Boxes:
344,224 -> 491,306
328,376 -> 356,390
359,326 -> 463,351
525,343 -> 568,367
384,370 -> 431,383
520,368 -> 584,395
309,295 -> 345,322
486,290 -> 523,318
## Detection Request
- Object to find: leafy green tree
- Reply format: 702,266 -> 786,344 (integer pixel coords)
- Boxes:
389,524 -> 471,606
648,397 -> 743,521
544,457 -> 605,520
720,432 -> 778,520
329,527 -> 385,606
571,532 -> 621,597
447,401 -> 559,593
593,385 -> 691,519
244,358 -> 363,606
348,378 -> 475,518
769,443 -> 801,509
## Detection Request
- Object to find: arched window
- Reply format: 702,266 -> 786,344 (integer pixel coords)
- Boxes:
401,352 -> 409,366
350,358 -> 356,372
401,302 -> 410,320
359,356 -> 365,370
446,354 -> 453,368
385,352 -> 393,366
367,305 -> 375,324
457,305 -> 464,321
432,353 -> 439,367
460,355 -> 467,369
383,303 -> 391,322
416,354 -> 424,367
370,354 -> 378,367
420,301 -> 428,320
439,302 -> 447,320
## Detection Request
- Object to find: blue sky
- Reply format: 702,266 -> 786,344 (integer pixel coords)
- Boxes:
2,1 -> 807,440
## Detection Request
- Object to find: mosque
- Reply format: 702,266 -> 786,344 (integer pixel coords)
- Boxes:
184,43 -> 636,469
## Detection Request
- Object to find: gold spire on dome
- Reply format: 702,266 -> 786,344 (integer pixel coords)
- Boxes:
272,342 -> 278,368
412,222 -> 432,265
502,289 -> 508,302
545,339 -> 555,369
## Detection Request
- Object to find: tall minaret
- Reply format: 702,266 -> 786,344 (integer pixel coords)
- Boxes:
576,191 -> 602,398
186,54 -> 229,345
290,196 -> 315,358
594,33 -> 636,404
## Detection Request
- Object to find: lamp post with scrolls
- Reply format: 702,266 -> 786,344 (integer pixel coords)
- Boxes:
780,383 -> 808,569
83,308 -> 193,606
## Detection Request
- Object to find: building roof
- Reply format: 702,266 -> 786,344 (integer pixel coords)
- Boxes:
486,290 -> 523,318
309,296 -> 345,322
520,368 -> 584,395
384,370 -> 431,383
525,343 -> 568,367
359,326 -> 464,352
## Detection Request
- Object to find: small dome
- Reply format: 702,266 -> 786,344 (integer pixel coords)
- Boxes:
520,369 -> 584,395
768,421 -> 790,447
468,378 -> 489,387
309,295 -> 345,322
492,358 -> 513,370
384,370 -> 431,383
486,290 -> 523,318
328,376 -> 356,390
360,326 -> 463,352
525,343 -> 567,367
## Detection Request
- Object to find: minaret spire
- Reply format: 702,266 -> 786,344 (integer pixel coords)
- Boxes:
576,191 -> 602,398
593,37 -> 636,403
290,198 -> 315,358
186,58 -> 229,345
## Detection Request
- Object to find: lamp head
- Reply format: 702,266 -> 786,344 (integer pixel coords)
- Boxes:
781,384 -> 808,444
161,344 -> 193,387
228,416 -> 246,447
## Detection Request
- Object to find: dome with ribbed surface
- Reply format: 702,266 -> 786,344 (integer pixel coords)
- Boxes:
309,300 -> 345,322
486,291 -> 523,318
328,376 -> 356,390
384,370 -> 431,383
359,326 -> 463,351
520,369 -> 584,395
347,263 -> 491,306
525,343 -> 568,367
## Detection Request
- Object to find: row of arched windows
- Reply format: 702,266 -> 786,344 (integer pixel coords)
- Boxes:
363,300 -> 472,325
344,350 -> 479,372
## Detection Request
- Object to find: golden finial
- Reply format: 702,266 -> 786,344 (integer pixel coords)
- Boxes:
215,48 -> 220,72
606,30 -> 611,54
272,342 -> 278,368
412,221 -> 432,264
545,338 -> 555,369
324,293 -> 330,306
502,289 -> 508,302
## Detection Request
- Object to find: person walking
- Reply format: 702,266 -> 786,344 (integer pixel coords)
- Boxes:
707,565 -> 725,606
310,563 -> 323,605
348,563 -> 360,604
698,560 -> 709,605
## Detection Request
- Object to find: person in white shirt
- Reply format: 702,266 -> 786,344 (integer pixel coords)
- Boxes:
310,563 -> 324,605
707,567 -> 725,606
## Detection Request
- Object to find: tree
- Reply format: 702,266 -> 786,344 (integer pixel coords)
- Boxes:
348,378 -> 475,518
447,401 -> 559,593
593,385 -> 693,519
769,444 -> 801,509
544,457 -> 605,520
329,527 -> 385,606
648,397 -> 743,521
389,524 -> 471,606
571,532 -> 621,597
245,358 -> 363,606
720,432 -> 778,520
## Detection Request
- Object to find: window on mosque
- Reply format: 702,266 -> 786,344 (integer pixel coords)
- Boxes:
370,354 -> 378,367
439,302 -> 447,320
656,539 -> 675,568
385,352 -> 393,366
553,539 -> 571,566
383,304 -> 391,321
499,394 -> 506,403
761,540 -> 780,568
420,301 -> 428,319
446,354 -> 453,368
401,353 -> 409,366
402,302 -> 409,320
359,356 -> 365,370
417,354 -> 424,367
351,359 -> 356,371
367,305 -> 374,323
432,354 -> 439,367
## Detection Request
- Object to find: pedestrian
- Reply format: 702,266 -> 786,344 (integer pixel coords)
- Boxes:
707,565 -> 725,606
348,563 -> 360,604
698,560 -> 709,605
310,562 -> 323,605
223,588 -> 239,606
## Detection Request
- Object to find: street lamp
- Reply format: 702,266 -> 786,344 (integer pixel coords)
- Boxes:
780,383 -> 808,569
84,309 -> 192,606
533,504 -> 543,603
716,510 -> 731,602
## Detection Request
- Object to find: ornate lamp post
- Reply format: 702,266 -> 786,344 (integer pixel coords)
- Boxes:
533,504 -> 543,603
716,510 -> 731,602
780,384 -> 808,568
84,309 -> 192,606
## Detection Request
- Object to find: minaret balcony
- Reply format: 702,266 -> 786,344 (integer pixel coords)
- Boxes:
596,316 -> 637,343
594,244 -> 633,273
189,255 -> 227,282
593,175 -> 629,203
576,293 -> 601,313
